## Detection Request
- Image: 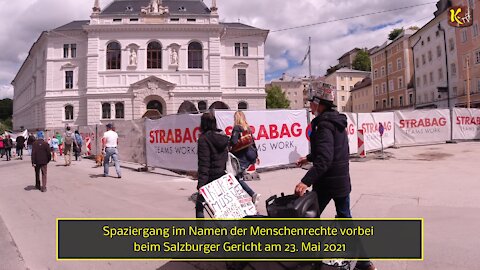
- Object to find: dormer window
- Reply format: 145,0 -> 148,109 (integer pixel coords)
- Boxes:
170,18 -> 180,22
130,18 -> 139,22
187,18 -> 196,22
126,6 -> 133,12
113,18 -> 122,22
178,6 -> 186,11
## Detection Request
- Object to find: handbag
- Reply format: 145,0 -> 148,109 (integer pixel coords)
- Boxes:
225,152 -> 241,176
231,131 -> 254,153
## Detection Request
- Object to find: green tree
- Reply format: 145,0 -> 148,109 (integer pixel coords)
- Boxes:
0,98 -> 13,120
388,28 -> 404,41
352,50 -> 371,71
266,85 -> 290,109
0,117 -> 12,133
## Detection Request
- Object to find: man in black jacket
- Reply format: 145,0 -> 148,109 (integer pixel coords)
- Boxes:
32,131 -> 51,192
295,87 -> 376,270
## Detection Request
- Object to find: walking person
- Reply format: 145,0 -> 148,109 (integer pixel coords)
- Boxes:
3,135 -> 13,161
27,133 -> 36,156
294,87 -> 376,270
16,134 -> 26,160
74,130 -> 83,161
102,123 -> 121,178
63,126 -> 75,166
31,131 -> 51,192
56,132 -> 63,156
50,134 -> 59,162
229,111 -> 260,203
196,112 -> 229,218
0,136 -> 4,159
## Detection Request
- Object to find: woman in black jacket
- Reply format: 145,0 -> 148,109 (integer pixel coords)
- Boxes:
196,112 -> 229,218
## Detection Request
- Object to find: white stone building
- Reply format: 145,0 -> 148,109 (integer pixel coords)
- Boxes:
12,0 -> 269,130
409,8 -> 458,109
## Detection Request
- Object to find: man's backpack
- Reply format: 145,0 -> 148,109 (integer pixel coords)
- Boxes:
64,133 -> 74,146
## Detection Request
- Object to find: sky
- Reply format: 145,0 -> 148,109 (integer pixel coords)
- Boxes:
0,0 -> 439,99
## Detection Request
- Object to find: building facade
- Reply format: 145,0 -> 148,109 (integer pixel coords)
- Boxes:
410,6 -> 459,109
324,68 -> 370,112
12,0 -> 269,130
452,0 -> 480,108
351,77 -> 374,113
338,48 -> 362,69
267,74 -> 312,109
370,29 -> 415,111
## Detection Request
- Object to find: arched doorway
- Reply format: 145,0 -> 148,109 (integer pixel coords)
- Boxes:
178,101 -> 199,114
209,101 -> 229,110
147,100 -> 163,115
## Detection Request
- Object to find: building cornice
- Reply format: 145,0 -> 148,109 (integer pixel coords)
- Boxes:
83,23 -> 223,33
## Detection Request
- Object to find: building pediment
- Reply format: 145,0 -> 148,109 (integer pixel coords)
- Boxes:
131,76 -> 176,90
61,63 -> 77,69
233,62 -> 249,68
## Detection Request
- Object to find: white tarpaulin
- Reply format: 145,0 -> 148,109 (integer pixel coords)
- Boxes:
345,113 -> 358,155
215,110 -> 309,168
199,174 -> 257,218
357,112 -> 395,152
394,109 -> 451,146
4,130 -> 28,141
145,114 -> 201,171
452,108 -> 480,140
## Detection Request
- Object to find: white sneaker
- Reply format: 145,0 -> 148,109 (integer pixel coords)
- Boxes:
252,193 -> 261,205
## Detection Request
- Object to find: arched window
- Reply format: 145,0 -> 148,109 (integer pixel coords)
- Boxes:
147,42 -> 162,69
188,42 -> 203,69
106,42 -> 121,70
147,100 -> 163,115
115,102 -> 124,119
65,105 -> 74,120
198,101 -> 207,112
238,101 -> 248,110
102,103 -> 111,119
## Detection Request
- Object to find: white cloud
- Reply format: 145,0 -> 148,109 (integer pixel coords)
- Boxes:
0,0 -> 437,90
0,85 -> 13,99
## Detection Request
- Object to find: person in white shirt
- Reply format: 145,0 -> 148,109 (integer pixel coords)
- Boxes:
102,123 -> 121,178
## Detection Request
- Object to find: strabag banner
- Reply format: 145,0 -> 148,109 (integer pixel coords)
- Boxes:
357,112 -> 395,152
145,114 -> 201,171
345,113 -> 358,155
199,173 -> 257,218
452,108 -> 480,140
394,109 -> 451,146
216,110 -> 309,168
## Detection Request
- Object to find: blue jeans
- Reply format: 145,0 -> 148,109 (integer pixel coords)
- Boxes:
316,194 -> 351,218
104,147 -> 121,177
27,145 -> 32,155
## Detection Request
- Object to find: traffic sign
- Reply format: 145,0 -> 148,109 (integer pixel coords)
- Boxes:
379,122 -> 385,137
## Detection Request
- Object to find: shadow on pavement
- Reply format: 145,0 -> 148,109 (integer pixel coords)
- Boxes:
89,174 -> 105,179
24,185 -> 39,191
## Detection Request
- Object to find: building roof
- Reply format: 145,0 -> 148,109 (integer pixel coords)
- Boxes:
337,48 -> 361,60
351,76 -> 372,91
101,0 -> 211,16
220,22 -> 258,30
335,68 -> 371,74
370,29 -> 416,55
54,20 -> 90,31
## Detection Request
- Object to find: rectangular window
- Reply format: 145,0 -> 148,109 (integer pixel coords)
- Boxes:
234,43 -> 241,56
237,69 -> 246,87
423,75 -> 427,86
382,83 -> 386,93
389,80 -> 394,91
475,50 -> 480,64
170,18 -> 180,22
416,58 -> 419,68
428,51 -> 432,62
375,85 -> 379,96
381,66 -> 385,76
113,18 -> 122,22
449,38 -> 455,51
473,23 -> 479,37
376,101 -> 379,109
451,63 -> 457,76
422,55 -> 426,65
398,77 -> 404,89
374,69 -> 378,78
437,45 -> 442,58
382,99 -> 386,109
65,71 -> 73,89
417,77 -> 421,87
102,103 -> 111,119
187,18 -> 196,22
390,97 -> 394,107
63,44 -> 69,58
341,86 -> 345,90
130,18 -> 139,22
430,72 -> 434,84
242,43 -> 248,57
409,93 -> 413,105
400,96 -> 404,107
397,58 -> 402,70
388,63 -> 392,74
341,96 -> 345,101
71,44 -> 76,58
461,29 -> 468,42
438,68 -> 443,80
